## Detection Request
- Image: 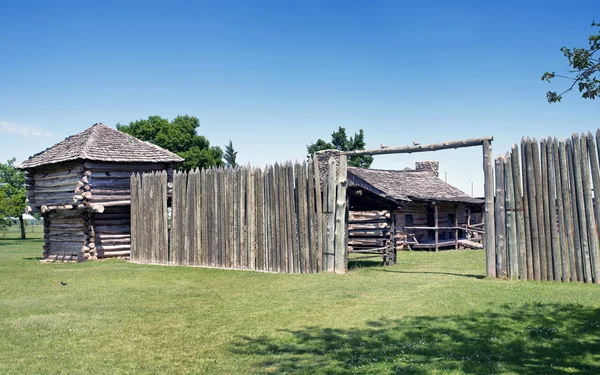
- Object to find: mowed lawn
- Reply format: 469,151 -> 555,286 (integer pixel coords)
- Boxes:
1,232 -> 600,374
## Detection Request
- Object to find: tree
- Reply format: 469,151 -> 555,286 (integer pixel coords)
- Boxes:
223,140 -> 238,168
542,21 -> 600,103
306,127 -> 373,168
116,115 -> 224,171
0,158 -> 26,239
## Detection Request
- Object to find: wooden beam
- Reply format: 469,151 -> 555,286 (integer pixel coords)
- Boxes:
340,136 -> 494,157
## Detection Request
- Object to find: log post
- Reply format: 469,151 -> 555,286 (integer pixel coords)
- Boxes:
334,154 -> 348,273
434,202 -> 439,252
482,139 -> 496,278
454,204 -> 459,250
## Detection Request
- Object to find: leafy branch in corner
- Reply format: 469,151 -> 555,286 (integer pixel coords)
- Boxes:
542,21 -> 600,103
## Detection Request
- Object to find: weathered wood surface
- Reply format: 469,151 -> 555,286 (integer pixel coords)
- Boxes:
504,154 -> 518,279
483,139 -> 496,278
566,139 -> 583,281
130,162 -> 344,273
572,134 -> 592,283
540,139 -> 553,281
494,156 -> 507,278
545,138 -> 561,281
511,144 -> 527,280
343,136 -> 494,156
490,132 -> 600,283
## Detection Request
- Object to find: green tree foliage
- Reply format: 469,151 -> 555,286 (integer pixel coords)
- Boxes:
0,158 -> 26,238
306,127 -> 373,168
116,115 -> 224,171
224,140 -> 238,168
542,21 -> 600,102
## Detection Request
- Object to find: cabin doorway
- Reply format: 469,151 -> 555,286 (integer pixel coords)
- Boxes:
426,205 -> 435,241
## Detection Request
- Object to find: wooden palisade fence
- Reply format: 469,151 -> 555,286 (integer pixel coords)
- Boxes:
491,131 -> 600,283
130,157 -> 348,273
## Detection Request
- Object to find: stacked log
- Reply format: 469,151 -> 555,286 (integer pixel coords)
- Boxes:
25,164 -> 83,212
42,211 -> 85,262
83,162 -> 171,207
25,161 -> 174,262
81,211 -> 97,260
73,170 -> 92,206
348,211 -> 391,250
92,206 -> 131,259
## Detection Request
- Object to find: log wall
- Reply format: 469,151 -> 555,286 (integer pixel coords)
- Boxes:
27,161 -> 172,261
25,161 -> 171,213
130,159 -> 349,273
43,210 -> 85,261
490,133 -> 600,283
392,203 -> 482,250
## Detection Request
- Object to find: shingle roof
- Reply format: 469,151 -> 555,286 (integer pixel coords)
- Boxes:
348,167 -> 483,204
18,123 -> 184,169
315,149 -> 482,205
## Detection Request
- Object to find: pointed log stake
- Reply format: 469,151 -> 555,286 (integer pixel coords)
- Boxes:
532,139 -> 548,281
525,138 -> 541,281
572,133 -> 592,283
546,137 -> 561,281
586,132 -> 600,283
505,153 -> 518,279
521,139 -> 533,280
580,134 -> 598,283
511,144 -> 527,280
494,156 -> 507,278
555,138 -> 571,281
566,139 -> 582,281
540,139 -> 553,280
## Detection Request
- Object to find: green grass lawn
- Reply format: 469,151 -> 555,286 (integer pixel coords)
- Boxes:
1,235 -> 600,374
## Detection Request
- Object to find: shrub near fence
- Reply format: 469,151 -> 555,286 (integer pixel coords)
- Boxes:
492,132 -> 600,283
130,158 -> 348,274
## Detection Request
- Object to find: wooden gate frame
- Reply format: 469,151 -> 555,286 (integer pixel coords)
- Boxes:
341,136 -> 495,275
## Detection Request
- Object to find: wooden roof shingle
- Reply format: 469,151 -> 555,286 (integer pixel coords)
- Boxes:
348,167 -> 483,205
315,149 -> 482,205
18,123 -> 184,169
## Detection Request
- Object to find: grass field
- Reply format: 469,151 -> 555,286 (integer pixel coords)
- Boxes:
1,233 -> 600,374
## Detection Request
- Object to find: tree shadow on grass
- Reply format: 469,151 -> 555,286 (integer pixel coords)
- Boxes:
348,258 -> 384,270
22,257 -> 42,261
232,303 -> 600,374
371,269 -> 485,280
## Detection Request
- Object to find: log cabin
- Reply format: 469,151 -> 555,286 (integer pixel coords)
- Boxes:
316,150 -> 484,261
18,123 -> 183,261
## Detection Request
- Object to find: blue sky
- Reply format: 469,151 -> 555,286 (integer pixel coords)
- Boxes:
1,0 -> 598,196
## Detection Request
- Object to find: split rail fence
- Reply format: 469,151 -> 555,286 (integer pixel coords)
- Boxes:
130,157 -> 349,273
489,131 -> 600,283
